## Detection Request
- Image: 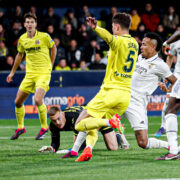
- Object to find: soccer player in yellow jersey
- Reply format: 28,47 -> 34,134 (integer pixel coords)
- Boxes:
74,13 -> 139,161
6,12 -> 57,140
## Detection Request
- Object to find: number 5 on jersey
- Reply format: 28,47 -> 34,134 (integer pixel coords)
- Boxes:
123,50 -> 135,73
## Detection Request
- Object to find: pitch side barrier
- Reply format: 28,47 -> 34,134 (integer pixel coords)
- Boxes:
0,71 -> 168,119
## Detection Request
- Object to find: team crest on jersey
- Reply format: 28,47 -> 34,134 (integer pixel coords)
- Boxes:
149,64 -> 154,69
35,40 -> 40,45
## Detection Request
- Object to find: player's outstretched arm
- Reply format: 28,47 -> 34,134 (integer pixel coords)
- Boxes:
86,17 -> 113,44
166,30 -> 180,44
6,52 -> 24,83
166,55 -> 174,68
50,44 -> 57,67
162,30 -> 180,55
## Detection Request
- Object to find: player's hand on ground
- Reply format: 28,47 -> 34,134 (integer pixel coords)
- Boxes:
86,17 -> 97,30
162,46 -> 171,56
38,145 -> 55,153
6,73 -> 14,83
56,149 -> 71,154
158,82 -> 168,92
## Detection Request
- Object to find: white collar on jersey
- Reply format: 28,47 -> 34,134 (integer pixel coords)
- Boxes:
141,53 -> 158,62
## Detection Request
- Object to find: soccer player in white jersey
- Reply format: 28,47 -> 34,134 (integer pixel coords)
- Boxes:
157,30 -> 180,160
155,40 -> 180,138
123,32 -> 177,155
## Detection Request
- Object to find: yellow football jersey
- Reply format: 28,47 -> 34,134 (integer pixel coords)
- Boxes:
95,27 -> 139,91
17,30 -> 55,74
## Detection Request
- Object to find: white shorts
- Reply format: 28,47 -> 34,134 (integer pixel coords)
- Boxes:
124,96 -> 148,131
171,79 -> 180,99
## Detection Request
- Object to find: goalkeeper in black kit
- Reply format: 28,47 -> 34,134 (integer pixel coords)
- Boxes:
39,106 -> 129,158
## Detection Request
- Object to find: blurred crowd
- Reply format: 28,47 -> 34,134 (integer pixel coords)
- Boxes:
0,3 -> 179,71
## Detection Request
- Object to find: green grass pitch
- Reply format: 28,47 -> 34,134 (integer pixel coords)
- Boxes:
0,117 -> 180,180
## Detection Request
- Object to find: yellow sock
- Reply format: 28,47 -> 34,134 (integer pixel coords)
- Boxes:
86,129 -> 98,147
37,103 -> 48,129
15,105 -> 25,129
75,117 -> 107,132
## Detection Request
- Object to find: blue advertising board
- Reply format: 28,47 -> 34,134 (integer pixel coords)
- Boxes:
0,71 -> 170,119
0,85 -> 168,119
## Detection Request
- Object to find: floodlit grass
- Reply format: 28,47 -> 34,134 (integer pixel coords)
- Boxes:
0,117 -> 180,180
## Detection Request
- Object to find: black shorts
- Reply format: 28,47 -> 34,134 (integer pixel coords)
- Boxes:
99,126 -> 113,135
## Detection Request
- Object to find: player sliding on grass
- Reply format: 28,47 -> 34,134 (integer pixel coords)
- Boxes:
6,12 -> 57,140
74,13 -> 139,162
122,32 -> 177,155
38,106 -> 130,157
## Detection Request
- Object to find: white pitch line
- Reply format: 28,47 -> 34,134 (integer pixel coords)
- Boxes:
0,136 -> 51,139
0,134 -> 180,140
0,126 -> 38,129
0,123 -> 169,129
138,179 -> 180,180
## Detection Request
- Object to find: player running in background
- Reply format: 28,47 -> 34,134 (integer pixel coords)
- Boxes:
156,30 -> 180,160
6,12 -> 57,140
38,106 -> 129,157
155,44 -> 178,138
74,13 -> 139,162
123,32 -> 177,153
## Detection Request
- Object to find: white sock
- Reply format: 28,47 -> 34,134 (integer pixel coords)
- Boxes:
72,132 -> 86,152
106,120 -> 110,127
146,138 -> 168,149
165,113 -> 178,155
161,97 -> 169,128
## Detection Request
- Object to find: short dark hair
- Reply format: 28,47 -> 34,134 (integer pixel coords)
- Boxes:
144,32 -> 163,52
112,12 -> 131,30
47,106 -> 60,116
24,12 -> 37,22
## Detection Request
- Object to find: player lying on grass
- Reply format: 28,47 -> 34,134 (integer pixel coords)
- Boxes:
38,106 -> 130,157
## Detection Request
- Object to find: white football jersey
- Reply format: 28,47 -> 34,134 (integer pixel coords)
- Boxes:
170,40 -> 180,76
131,54 -> 172,98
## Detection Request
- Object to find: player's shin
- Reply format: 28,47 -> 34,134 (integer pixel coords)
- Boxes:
72,132 -> 87,153
146,138 -> 168,149
165,113 -> 178,154
86,129 -> 98,148
161,97 -> 169,128
15,105 -> 25,129
37,103 -> 48,129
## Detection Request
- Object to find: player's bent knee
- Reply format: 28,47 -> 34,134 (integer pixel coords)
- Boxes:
34,97 -> 43,106
14,99 -> 23,108
75,123 -> 81,132
137,140 -> 147,149
75,122 -> 86,132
